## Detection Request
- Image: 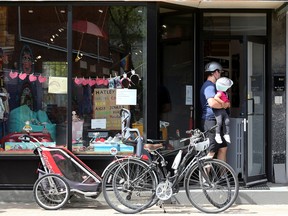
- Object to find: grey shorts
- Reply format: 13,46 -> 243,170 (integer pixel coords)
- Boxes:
201,119 -> 227,153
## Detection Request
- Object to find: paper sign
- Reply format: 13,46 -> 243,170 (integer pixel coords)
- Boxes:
93,89 -> 128,130
185,85 -> 193,105
91,119 -> 107,129
48,77 -> 67,94
116,89 -> 137,105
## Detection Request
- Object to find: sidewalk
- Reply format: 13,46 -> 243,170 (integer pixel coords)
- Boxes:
0,197 -> 288,216
0,182 -> 287,216
1,182 -> 287,204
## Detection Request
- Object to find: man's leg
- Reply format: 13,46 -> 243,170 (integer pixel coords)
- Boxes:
217,146 -> 227,162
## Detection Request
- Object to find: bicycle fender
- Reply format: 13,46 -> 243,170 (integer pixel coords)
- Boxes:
199,155 -> 213,161
101,156 -> 147,177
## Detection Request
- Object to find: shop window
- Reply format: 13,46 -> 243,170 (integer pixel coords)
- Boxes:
71,6 -> 146,154
0,5 -> 147,155
0,6 -> 68,154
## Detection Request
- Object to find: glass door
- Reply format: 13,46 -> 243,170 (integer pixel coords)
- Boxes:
244,37 -> 267,185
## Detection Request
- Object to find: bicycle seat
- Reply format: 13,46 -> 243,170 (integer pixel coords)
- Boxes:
143,143 -> 164,152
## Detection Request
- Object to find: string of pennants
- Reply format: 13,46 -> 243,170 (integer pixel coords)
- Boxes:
9,71 -> 47,83
8,70 -> 111,87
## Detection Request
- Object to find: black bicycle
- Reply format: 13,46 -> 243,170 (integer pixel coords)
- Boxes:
102,119 -> 239,214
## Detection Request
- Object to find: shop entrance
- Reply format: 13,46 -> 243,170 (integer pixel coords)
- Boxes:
203,39 -> 267,185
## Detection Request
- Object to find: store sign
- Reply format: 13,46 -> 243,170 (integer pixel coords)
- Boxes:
92,89 -> 128,130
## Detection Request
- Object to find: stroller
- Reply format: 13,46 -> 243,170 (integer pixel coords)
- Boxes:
19,134 -> 102,210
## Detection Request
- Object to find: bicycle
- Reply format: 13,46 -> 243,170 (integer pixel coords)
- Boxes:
103,124 -> 239,214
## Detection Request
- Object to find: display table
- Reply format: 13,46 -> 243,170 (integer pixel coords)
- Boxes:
0,132 -> 54,152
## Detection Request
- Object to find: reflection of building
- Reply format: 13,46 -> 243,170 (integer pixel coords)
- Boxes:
0,1 -> 288,189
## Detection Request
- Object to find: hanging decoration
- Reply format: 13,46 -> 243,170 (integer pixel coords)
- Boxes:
6,67 -> 142,89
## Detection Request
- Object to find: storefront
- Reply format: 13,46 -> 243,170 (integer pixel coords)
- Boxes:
0,1 -> 287,188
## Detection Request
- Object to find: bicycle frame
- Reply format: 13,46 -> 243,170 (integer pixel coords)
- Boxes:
150,144 -> 212,189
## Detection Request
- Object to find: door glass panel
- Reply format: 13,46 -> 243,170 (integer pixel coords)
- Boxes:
160,10 -> 194,149
247,41 -> 265,176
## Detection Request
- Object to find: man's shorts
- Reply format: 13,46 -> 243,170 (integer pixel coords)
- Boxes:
202,119 -> 227,153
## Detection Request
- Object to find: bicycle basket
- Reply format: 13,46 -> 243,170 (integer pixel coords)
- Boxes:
194,138 -> 210,151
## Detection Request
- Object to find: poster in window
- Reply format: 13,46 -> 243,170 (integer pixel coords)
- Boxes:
92,89 -> 128,130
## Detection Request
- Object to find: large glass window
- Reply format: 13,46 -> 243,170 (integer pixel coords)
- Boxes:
0,6 -> 68,154
71,5 -> 147,154
0,5 -> 147,155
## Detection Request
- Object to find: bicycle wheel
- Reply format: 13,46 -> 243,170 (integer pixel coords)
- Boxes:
185,159 -> 239,213
103,158 -> 157,214
33,174 -> 70,210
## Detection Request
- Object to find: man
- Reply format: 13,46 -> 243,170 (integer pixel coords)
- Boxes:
200,61 -> 230,162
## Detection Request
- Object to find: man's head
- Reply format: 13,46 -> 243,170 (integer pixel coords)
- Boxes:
204,61 -> 223,81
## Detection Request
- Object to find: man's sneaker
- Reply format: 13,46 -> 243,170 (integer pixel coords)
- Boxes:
215,133 -> 222,144
224,134 -> 231,143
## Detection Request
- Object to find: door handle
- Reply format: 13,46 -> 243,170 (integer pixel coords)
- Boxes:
242,118 -> 247,132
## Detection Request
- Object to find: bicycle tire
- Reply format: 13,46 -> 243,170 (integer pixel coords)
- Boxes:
102,158 -> 158,214
184,159 -> 239,213
33,174 -> 70,210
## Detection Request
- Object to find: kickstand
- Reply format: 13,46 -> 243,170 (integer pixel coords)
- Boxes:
158,200 -> 167,213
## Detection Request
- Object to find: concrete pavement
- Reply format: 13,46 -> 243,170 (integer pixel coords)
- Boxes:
0,183 -> 287,215
0,199 -> 288,216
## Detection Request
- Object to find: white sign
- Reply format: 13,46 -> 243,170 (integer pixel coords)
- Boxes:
48,77 -> 67,94
116,89 -> 137,105
91,119 -> 107,129
185,85 -> 193,105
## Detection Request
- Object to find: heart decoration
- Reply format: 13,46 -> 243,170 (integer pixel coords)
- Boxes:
9,71 -> 18,79
88,79 -> 96,86
74,77 -> 83,85
19,73 -> 27,80
38,75 -> 47,83
82,78 -> 89,86
29,74 -> 37,82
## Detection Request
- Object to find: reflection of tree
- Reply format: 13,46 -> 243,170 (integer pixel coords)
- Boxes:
109,6 -> 144,70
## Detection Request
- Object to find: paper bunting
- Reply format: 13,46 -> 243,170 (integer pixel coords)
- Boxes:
38,74 -> 47,83
29,74 -> 37,82
9,71 -> 18,79
19,73 -> 27,80
7,71 -> 113,88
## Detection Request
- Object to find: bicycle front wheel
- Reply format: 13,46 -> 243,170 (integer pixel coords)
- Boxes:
102,158 -> 158,214
185,159 -> 239,213
112,159 -> 158,214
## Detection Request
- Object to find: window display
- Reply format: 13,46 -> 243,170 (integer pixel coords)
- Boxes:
0,5 -> 147,155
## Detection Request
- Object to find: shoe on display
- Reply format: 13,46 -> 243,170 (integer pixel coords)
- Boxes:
215,133 -> 222,144
111,136 -> 120,143
223,134 -> 231,143
105,136 -> 113,143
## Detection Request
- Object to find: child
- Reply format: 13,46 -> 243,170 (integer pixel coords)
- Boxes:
214,77 -> 233,144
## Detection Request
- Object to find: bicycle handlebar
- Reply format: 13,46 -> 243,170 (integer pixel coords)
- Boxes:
185,125 -> 217,135
180,125 -> 218,143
